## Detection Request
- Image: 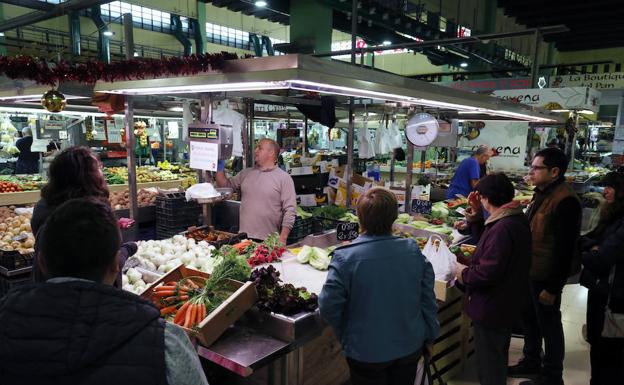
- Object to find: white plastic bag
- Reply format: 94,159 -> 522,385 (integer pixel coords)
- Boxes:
185,183 -> 220,201
421,235 -> 457,281
414,356 -> 430,385
388,121 -> 403,149
357,122 -> 375,159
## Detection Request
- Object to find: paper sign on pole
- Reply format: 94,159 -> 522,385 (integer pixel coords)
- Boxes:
168,121 -> 180,139
458,121 -> 529,171
189,141 -> 219,171
31,139 -> 48,152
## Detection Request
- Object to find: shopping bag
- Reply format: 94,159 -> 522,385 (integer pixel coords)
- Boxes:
415,356 -> 430,385
414,351 -> 446,385
422,235 -> 457,281
602,308 -> 624,338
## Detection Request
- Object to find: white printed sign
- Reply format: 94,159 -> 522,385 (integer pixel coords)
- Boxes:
492,87 -> 601,113
458,121 -> 529,170
189,141 -> 219,171
550,72 -> 624,90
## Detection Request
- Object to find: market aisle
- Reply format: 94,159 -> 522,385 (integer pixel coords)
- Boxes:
448,284 -> 590,385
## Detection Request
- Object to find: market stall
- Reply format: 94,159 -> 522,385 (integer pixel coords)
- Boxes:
89,53 -> 563,384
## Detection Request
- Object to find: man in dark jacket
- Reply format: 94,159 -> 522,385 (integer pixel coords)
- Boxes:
0,198 -> 209,385
509,148 -> 582,385
456,173 -> 532,385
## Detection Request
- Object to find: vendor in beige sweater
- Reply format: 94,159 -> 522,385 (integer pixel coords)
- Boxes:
216,138 -> 297,244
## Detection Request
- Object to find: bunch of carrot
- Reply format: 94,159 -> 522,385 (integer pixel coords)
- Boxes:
152,277 -> 208,329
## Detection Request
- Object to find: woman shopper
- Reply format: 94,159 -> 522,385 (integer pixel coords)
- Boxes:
31,146 -> 136,285
580,171 -> 624,385
455,173 -> 532,385
319,187 -> 440,385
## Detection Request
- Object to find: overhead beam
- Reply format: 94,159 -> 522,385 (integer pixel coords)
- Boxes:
0,0 -> 56,11
0,0 -> 114,33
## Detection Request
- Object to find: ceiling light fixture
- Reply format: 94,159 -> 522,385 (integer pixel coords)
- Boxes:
167,107 -> 184,112
0,32 -> 5,37
460,62 -> 468,68
103,30 -> 114,37
382,40 -> 392,46
255,1 -> 268,7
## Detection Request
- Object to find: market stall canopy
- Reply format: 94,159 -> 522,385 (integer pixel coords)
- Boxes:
0,77 -> 92,102
94,55 -> 562,123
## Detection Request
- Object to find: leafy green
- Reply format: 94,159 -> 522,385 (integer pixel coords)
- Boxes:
296,206 -> 313,219
312,204 -> 349,220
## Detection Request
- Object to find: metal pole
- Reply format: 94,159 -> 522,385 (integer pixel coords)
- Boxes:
249,101 -> 255,166
530,29 -> 541,88
569,112 -> 579,171
123,13 -> 138,233
405,142 -> 414,213
346,0 -> 358,208
303,117 -> 308,157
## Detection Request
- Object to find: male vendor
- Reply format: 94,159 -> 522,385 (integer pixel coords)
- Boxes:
446,145 -> 491,199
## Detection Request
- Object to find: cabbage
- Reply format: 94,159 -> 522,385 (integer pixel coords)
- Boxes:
431,202 -> 450,219
297,246 -> 331,271
407,221 -> 431,229
396,213 -> 412,224
297,245 -> 313,263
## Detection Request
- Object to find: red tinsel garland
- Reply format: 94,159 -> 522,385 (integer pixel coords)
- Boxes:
0,52 -> 239,86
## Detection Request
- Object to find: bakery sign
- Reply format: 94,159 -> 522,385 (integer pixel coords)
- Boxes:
491,87 -> 601,113
550,72 -> 624,90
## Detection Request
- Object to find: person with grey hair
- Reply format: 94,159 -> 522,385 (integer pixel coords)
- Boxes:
15,127 -> 41,174
216,138 -> 297,244
446,145 -> 491,199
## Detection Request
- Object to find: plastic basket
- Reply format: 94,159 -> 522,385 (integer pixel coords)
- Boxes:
0,272 -> 32,297
287,216 -> 315,244
0,250 -> 34,271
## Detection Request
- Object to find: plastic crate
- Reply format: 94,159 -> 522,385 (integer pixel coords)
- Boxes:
155,192 -> 202,238
0,250 -> 34,271
0,272 -> 32,297
287,216 -> 315,244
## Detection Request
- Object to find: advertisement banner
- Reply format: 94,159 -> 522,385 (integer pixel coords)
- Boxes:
492,87 -> 601,112
458,121 -> 529,170
550,72 -> 624,90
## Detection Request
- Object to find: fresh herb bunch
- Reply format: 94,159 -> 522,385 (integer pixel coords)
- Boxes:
249,265 -> 318,315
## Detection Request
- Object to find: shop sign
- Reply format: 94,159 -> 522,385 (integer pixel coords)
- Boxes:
337,222 -> 359,241
491,87 -> 601,113
44,121 -> 64,130
189,141 -> 219,171
440,77 -> 533,93
458,121 -> 529,170
550,72 -> 624,90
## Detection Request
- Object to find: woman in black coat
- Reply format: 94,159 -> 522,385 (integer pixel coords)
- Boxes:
580,172 -> 624,385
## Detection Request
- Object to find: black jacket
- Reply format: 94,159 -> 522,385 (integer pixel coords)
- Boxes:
0,280 -> 168,385
581,216 -> 624,313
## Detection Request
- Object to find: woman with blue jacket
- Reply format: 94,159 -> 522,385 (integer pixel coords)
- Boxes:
319,187 -> 440,385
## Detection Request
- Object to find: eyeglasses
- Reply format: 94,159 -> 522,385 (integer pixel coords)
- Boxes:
529,165 -> 549,172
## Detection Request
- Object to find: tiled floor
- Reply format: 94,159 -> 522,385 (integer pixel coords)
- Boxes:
449,284 -> 591,385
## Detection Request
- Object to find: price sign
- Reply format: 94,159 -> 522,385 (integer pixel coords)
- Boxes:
336,222 -> 359,241
189,141 -> 219,171
412,199 -> 433,215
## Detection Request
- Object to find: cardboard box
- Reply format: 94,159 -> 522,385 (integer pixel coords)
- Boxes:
141,265 -> 258,347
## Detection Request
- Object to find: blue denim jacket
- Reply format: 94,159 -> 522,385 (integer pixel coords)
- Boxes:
319,234 -> 440,363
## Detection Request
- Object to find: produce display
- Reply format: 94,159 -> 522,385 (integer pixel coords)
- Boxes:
0,175 -> 45,192
0,206 -> 35,254
148,251 -> 251,329
109,188 -> 158,210
185,227 -> 233,244
250,265 -> 318,315
246,233 -> 286,267
103,166 -> 187,185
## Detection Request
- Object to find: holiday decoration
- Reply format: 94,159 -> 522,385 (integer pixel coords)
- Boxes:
41,89 -> 66,113
0,53 -> 239,86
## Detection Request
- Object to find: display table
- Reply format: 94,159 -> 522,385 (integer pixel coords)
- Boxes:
196,232 -> 474,385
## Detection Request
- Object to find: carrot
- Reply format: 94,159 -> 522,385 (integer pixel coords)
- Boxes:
160,305 -> 177,316
174,301 -> 191,325
199,304 -> 206,323
184,303 -> 197,328
165,281 -> 177,286
185,280 -> 200,290
154,290 -> 176,297
155,285 -> 176,291
163,295 -> 189,302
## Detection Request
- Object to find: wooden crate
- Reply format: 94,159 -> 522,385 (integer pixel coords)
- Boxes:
141,264 -> 258,347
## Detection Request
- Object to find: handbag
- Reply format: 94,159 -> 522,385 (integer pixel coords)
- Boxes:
601,265 -> 624,338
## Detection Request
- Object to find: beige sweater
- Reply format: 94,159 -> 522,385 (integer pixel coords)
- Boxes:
226,166 -> 297,240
